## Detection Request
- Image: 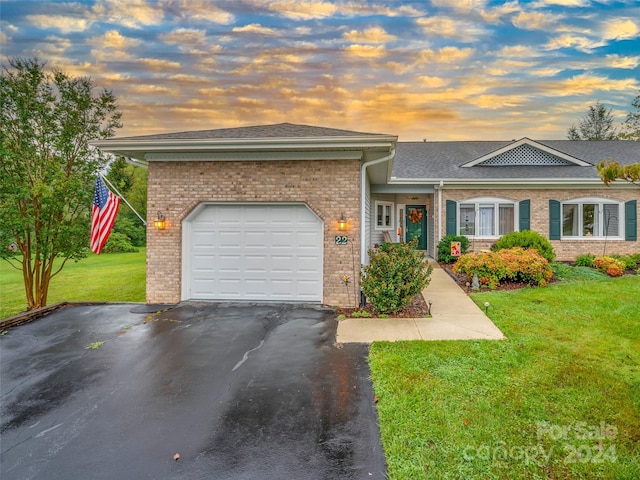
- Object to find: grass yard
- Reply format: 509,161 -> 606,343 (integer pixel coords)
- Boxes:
370,273 -> 640,479
0,249 -> 146,319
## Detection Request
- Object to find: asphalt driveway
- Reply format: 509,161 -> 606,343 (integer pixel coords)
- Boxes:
1,303 -> 386,479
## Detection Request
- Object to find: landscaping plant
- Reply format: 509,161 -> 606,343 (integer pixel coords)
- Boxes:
610,254 -> 639,271
491,230 -> 556,263
453,247 -> 553,288
574,253 -> 596,267
593,256 -> 626,277
361,238 -> 432,314
437,234 -> 470,263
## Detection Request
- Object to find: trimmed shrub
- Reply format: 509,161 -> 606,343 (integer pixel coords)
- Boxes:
437,234 -> 470,263
361,238 -> 432,314
491,230 -> 555,263
593,256 -> 625,277
574,253 -> 596,268
610,254 -> 638,271
103,232 -> 139,253
453,247 -> 553,288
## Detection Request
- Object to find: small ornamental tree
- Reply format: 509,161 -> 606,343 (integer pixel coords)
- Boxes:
361,238 -> 432,314
0,58 -> 122,310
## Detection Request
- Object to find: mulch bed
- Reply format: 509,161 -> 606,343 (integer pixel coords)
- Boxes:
336,292 -> 430,318
337,264 -> 532,318
439,262 -> 531,293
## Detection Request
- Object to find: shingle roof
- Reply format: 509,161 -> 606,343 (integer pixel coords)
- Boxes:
115,122 -> 393,141
392,140 -> 640,181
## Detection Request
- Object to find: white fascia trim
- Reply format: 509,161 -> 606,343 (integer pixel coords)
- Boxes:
91,136 -> 397,151
460,138 -> 591,167
145,151 -> 363,161
389,177 -> 608,186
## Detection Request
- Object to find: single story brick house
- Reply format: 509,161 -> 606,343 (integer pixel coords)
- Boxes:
93,123 -> 639,307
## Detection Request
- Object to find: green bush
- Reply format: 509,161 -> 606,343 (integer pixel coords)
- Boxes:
361,238 -> 432,314
491,230 -> 555,263
437,234 -> 470,263
574,253 -> 596,267
102,232 -> 139,254
610,254 -> 638,270
113,216 -> 146,246
453,247 -> 553,288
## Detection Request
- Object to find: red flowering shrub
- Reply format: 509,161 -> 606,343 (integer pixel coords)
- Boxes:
593,256 -> 625,277
453,247 -> 553,288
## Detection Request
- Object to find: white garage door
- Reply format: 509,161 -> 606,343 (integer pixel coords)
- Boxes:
184,204 -> 323,302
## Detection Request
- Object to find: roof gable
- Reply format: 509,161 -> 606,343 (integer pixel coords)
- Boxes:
461,138 -> 591,167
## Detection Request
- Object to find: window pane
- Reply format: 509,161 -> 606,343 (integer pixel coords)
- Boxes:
583,204 -> 596,236
603,204 -> 619,236
385,205 -> 391,227
377,205 -> 383,226
563,204 -> 578,236
460,204 -> 475,235
478,204 -> 494,236
499,204 -> 514,235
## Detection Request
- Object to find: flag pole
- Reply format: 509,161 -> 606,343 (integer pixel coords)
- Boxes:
99,174 -> 147,226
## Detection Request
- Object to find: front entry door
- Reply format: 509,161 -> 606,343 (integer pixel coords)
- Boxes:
406,205 -> 427,250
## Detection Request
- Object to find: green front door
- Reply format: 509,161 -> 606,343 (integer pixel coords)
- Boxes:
406,205 -> 427,250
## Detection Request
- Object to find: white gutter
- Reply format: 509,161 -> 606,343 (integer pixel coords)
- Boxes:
124,156 -> 148,169
438,180 -> 443,243
389,177 -> 608,186
360,148 -> 396,263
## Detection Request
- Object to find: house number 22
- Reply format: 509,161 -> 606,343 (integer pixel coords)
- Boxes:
335,235 -> 348,245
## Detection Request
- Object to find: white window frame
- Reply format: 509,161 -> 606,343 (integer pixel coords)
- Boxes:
374,201 -> 394,230
561,197 -> 624,239
458,197 -> 518,238
396,204 -> 405,241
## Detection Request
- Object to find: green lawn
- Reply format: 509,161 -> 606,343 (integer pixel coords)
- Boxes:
369,273 -> 640,479
0,249 -> 146,319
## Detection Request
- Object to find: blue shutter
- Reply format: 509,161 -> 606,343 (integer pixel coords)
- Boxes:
446,200 -> 457,235
549,200 -> 561,240
519,199 -> 530,231
625,200 -> 637,241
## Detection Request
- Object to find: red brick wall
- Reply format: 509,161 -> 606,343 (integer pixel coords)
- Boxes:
439,187 -> 639,260
146,159 -> 361,306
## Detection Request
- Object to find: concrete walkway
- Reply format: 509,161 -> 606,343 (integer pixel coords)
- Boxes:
336,261 -> 505,343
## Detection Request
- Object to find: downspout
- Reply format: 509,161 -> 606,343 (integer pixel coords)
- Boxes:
360,147 -> 396,263
437,180 -> 444,242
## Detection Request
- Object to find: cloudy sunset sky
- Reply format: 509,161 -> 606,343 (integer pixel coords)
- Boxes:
1,0 -> 639,140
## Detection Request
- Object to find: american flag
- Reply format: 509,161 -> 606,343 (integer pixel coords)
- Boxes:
90,176 -> 120,254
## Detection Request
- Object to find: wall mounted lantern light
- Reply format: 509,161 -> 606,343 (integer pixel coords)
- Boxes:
154,211 -> 167,230
338,213 -> 347,231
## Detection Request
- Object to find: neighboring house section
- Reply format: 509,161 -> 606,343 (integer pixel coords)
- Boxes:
93,125 -> 639,308
387,138 -> 639,260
